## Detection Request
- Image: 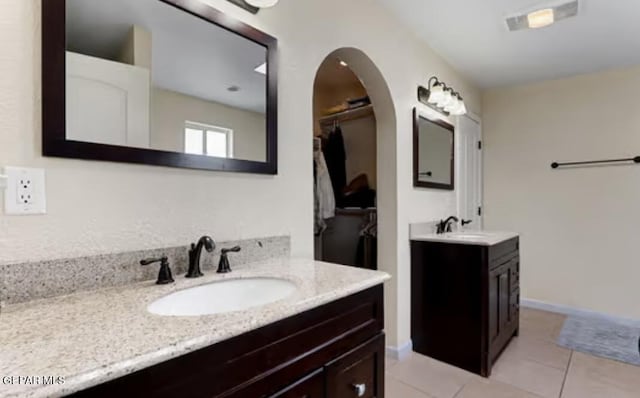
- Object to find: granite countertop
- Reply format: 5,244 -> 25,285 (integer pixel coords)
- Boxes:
0,258 -> 390,398
411,231 -> 519,246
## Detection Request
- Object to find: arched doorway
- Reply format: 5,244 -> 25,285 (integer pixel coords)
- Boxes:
311,47 -> 400,348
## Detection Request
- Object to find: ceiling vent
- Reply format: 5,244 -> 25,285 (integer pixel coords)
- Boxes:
506,0 -> 579,31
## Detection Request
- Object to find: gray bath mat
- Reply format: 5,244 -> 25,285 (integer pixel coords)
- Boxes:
557,315 -> 640,366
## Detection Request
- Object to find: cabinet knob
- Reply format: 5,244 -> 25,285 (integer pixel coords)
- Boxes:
352,383 -> 366,397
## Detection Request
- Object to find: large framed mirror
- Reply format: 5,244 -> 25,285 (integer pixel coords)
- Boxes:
42,0 -> 278,174
413,108 -> 455,190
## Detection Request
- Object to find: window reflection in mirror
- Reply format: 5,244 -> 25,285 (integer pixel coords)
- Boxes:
65,0 -> 268,162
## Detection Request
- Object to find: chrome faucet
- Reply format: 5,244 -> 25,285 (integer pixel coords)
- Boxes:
186,236 -> 216,278
437,216 -> 459,234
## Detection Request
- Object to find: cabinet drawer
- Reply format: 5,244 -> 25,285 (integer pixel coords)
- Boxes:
488,238 -> 519,270
326,334 -> 385,398
270,369 -> 324,398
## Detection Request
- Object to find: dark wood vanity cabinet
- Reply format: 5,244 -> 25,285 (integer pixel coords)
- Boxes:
71,286 -> 385,398
270,369 -> 325,397
411,237 -> 519,377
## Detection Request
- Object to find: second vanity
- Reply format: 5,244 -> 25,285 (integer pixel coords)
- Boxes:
410,230 -> 520,377
0,258 -> 389,398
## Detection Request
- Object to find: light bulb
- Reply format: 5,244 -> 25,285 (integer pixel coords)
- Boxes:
458,101 -> 467,115
437,90 -> 453,108
527,8 -> 554,29
428,83 -> 445,104
452,100 -> 467,116
445,97 -> 459,113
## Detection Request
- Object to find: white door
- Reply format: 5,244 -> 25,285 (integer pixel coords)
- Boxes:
66,51 -> 150,148
458,114 -> 483,229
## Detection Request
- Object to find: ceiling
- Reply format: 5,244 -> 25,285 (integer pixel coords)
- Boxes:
375,0 -> 640,88
67,0 -> 267,113
314,58 -> 365,90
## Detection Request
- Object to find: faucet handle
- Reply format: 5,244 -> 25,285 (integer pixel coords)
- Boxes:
140,256 -> 175,285
221,246 -> 241,254
217,246 -> 241,274
140,256 -> 168,266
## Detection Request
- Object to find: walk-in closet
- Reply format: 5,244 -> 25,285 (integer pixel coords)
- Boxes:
312,57 -> 378,269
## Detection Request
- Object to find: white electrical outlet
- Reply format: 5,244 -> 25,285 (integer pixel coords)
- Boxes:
17,176 -> 35,205
3,167 -> 46,215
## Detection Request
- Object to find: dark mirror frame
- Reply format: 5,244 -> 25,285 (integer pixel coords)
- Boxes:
413,107 -> 455,190
42,0 -> 278,174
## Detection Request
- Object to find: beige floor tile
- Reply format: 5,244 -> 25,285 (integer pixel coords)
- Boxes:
456,379 -> 543,398
561,352 -> 640,398
385,373 -> 434,398
498,335 -> 572,370
491,352 -> 565,398
386,356 -> 398,370
519,308 -> 567,343
387,352 -> 476,398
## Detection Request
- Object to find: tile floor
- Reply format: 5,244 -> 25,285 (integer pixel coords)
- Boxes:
386,308 -> 640,398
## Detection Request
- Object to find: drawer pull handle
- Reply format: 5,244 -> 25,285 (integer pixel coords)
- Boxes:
352,383 -> 366,397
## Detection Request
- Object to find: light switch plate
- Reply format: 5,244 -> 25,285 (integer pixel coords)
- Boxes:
3,166 -> 46,215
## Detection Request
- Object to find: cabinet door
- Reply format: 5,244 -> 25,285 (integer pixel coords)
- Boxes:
270,369 -> 325,398
326,334 -> 385,398
489,264 -> 511,343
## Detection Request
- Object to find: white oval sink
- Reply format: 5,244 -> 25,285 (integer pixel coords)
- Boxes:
148,277 -> 297,316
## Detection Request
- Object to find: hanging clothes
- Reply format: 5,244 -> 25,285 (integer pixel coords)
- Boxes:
314,143 -> 335,234
322,125 -> 347,207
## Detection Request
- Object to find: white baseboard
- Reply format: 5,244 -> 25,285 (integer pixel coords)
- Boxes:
386,340 -> 413,361
521,298 -> 640,326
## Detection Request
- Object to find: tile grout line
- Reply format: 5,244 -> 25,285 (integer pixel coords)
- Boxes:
393,375 -> 435,398
558,350 -> 574,397
451,381 -> 467,398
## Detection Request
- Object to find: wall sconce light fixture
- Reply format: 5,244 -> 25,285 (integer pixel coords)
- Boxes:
245,0 -> 279,8
418,77 -> 467,116
227,0 -> 279,14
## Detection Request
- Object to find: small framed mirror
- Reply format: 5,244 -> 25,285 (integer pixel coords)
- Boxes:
413,108 -> 454,190
42,0 -> 277,174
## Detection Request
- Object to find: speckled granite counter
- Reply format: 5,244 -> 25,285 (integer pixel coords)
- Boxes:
0,258 -> 390,398
411,231 -> 519,246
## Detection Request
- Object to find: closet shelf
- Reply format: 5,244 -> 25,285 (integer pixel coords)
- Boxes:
319,104 -> 374,125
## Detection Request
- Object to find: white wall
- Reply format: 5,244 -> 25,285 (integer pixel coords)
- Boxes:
118,25 -> 152,69
483,65 -> 640,320
0,0 -> 480,347
151,87 -> 266,161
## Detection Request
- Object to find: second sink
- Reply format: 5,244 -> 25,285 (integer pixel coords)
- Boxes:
148,277 -> 297,316
446,232 -> 490,239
